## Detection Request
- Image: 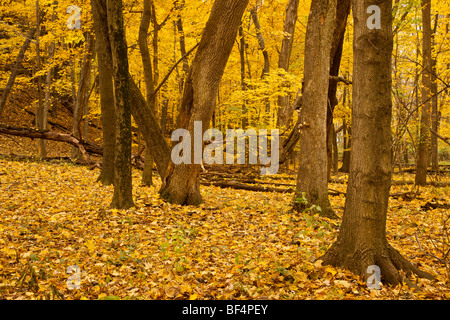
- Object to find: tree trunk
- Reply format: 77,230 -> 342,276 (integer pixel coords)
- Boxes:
321,0 -> 433,285
139,0 -> 156,187
276,0 -> 299,131
430,14 -> 439,173
0,27 -> 37,118
250,6 -> 271,118
107,0 -> 134,209
293,0 -> 336,218
159,0 -> 249,206
92,0 -> 116,186
91,0 -> 171,180
415,0 -> 433,186
35,0 -> 45,157
71,32 -> 94,160
238,25 -> 248,130
326,0 -> 351,180
340,116 -> 351,173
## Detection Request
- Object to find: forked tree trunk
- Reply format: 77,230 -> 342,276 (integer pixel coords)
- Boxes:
293,0 -> 336,218
92,0 -> 116,186
107,0 -> 134,209
321,0 -> 434,285
159,0 -> 249,205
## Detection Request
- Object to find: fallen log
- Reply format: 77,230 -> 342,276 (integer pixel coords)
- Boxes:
0,125 -> 103,160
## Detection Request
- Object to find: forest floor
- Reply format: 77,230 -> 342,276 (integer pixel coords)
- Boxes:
0,155 -> 449,300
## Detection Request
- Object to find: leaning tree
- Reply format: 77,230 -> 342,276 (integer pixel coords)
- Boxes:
159,0 -> 250,205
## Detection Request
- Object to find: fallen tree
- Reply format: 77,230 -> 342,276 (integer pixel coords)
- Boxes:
0,125 -> 102,161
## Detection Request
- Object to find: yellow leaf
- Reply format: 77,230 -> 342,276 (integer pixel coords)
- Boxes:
189,294 -> 198,300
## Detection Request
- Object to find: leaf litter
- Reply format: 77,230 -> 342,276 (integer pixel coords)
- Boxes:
0,158 -> 449,300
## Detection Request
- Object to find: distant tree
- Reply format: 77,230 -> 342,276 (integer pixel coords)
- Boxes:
416,0 -> 433,186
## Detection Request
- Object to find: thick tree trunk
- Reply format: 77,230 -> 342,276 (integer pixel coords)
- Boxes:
0,27 -> 37,118
107,0 -> 134,209
91,0 -> 116,186
276,0 -> 299,131
293,0 -> 336,218
415,0 -> 433,186
321,0 -> 433,285
159,0 -> 250,206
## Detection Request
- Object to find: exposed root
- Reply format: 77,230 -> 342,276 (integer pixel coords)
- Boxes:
321,242 -> 435,287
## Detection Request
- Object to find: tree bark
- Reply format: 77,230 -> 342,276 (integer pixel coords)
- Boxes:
107,0 -> 134,209
159,0 -> 250,206
91,0 -> 116,186
293,0 -> 337,218
415,0 -> 433,186
321,0 -> 433,285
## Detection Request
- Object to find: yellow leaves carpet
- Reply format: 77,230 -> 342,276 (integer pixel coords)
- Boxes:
0,158 -> 449,300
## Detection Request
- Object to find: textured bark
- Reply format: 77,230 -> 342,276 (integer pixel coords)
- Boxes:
415,0 -> 433,186
159,0 -> 250,206
276,0 -> 300,131
107,0 -> 134,209
91,0 -> 116,186
293,0 -> 336,218
321,0 -> 433,286
0,27 -> 37,118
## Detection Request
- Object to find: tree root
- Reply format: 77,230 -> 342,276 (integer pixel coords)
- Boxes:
321,241 -> 435,287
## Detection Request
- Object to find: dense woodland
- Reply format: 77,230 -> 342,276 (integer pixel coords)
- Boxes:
0,0 -> 450,300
